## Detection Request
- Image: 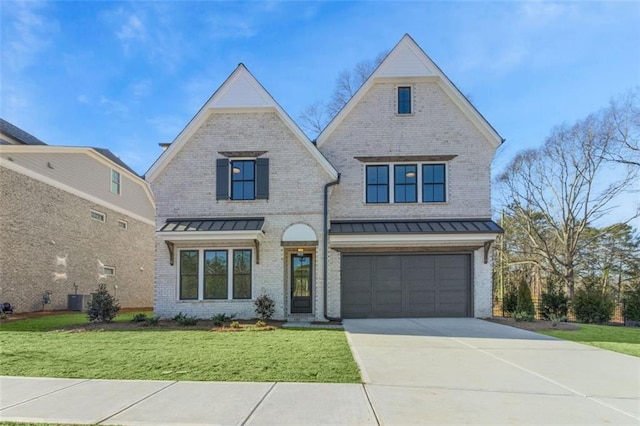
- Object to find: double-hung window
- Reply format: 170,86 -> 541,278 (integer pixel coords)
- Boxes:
179,249 -> 253,301
365,162 -> 447,204
394,164 -> 417,203
231,160 -> 255,200
366,165 -> 389,203
423,164 -> 446,202
111,169 -> 121,195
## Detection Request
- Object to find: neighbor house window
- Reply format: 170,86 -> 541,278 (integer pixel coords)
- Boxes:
111,169 -> 121,195
179,250 -> 199,300
204,250 -> 228,299
394,164 -> 417,203
423,164 -> 446,202
398,87 -> 412,114
118,220 -> 128,230
103,266 -> 116,277
366,165 -> 389,203
178,248 -> 252,301
231,160 -> 255,200
233,250 -> 252,299
91,210 -> 106,222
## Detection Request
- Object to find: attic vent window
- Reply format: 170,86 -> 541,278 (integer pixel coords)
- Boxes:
397,86 -> 412,115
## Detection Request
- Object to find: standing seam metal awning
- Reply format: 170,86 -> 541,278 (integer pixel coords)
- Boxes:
158,217 -> 265,265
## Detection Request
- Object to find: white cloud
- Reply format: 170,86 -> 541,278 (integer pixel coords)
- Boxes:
117,14 -> 146,41
99,96 -> 129,116
130,80 -> 152,98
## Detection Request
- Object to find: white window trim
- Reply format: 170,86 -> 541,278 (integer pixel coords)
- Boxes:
91,209 -> 107,222
176,247 -> 254,301
103,266 -> 116,277
363,161 -> 449,204
118,220 -> 128,230
110,169 -> 121,195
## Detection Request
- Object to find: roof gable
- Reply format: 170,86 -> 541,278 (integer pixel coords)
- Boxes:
146,64 -> 338,182
316,34 -> 503,148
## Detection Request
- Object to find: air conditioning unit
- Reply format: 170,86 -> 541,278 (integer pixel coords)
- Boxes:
67,294 -> 92,312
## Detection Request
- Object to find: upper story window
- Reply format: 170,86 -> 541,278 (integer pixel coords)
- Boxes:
231,160 -> 255,200
111,169 -> 121,195
394,164 -> 417,203
365,162 -> 447,204
216,158 -> 269,201
423,164 -> 446,202
103,266 -> 116,277
366,165 -> 389,203
118,220 -> 128,230
397,87 -> 412,115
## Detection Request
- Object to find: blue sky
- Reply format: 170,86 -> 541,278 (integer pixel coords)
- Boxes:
2,1 -> 639,221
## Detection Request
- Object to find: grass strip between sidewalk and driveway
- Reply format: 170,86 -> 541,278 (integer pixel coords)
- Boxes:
539,323 -> 640,357
0,313 -> 361,383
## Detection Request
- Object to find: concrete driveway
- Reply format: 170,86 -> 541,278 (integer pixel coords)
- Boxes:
344,318 -> 640,425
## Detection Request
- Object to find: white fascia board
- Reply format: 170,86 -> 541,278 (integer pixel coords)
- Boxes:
329,232 -> 500,247
157,230 -> 265,242
0,158 -> 155,226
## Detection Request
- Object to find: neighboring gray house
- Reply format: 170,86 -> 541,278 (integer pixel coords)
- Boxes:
0,120 -> 155,312
147,34 -> 503,321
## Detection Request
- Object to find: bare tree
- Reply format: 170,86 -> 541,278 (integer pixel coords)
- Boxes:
497,109 -> 638,299
298,51 -> 388,139
606,88 -> 640,167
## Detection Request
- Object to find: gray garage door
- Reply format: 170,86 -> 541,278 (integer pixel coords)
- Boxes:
341,254 -> 471,318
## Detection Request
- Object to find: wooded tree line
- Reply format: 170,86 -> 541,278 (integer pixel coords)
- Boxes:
494,89 -> 640,321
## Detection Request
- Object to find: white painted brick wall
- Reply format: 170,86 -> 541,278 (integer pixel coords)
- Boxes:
151,111 -> 333,320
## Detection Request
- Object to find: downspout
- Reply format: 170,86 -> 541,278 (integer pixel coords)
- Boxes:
323,174 -> 341,322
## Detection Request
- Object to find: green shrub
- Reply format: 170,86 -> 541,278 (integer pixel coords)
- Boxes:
623,285 -> 640,323
172,312 -> 199,326
132,313 -> 148,323
254,294 -> 275,320
230,320 -> 240,329
514,311 -> 535,322
212,313 -> 236,325
539,279 -> 569,320
502,286 -> 518,316
255,320 -> 267,327
87,283 -> 120,323
516,279 -> 536,319
143,316 -> 160,327
572,279 -> 615,324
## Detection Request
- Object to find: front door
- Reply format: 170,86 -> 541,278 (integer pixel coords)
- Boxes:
291,254 -> 312,313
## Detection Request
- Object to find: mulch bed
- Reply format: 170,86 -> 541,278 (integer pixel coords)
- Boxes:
484,316 -> 579,331
58,318 -> 286,332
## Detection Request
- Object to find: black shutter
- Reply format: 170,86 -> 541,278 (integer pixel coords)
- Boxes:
256,158 -> 269,200
216,159 -> 229,200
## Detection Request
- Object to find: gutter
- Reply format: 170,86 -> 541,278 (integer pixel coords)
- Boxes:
323,174 -> 341,322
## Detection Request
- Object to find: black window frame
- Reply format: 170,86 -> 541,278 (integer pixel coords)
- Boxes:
203,250 -> 228,300
366,165 -> 389,204
230,160 -> 256,200
397,86 -> 412,115
422,164 -> 446,203
179,250 -> 199,300
232,249 -> 252,299
394,164 -> 418,203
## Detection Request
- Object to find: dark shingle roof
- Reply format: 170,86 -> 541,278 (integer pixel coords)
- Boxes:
159,218 -> 265,232
330,219 -> 503,234
91,148 -> 139,176
0,119 -> 48,145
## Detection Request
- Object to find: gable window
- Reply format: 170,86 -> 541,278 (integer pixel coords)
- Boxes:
111,169 -> 121,195
394,164 -> 417,203
398,87 -> 412,115
423,164 -> 446,202
178,248 -> 253,301
366,165 -> 389,203
231,160 -> 255,200
91,210 -> 106,222
217,158 -> 269,201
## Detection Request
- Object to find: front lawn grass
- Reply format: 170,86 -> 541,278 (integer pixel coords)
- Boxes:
0,314 -> 361,383
0,311 -> 149,332
540,324 -> 640,357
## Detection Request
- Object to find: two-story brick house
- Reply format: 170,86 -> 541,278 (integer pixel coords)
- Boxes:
147,34 -> 503,321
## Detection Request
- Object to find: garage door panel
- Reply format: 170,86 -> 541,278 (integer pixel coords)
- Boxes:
341,254 -> 471,318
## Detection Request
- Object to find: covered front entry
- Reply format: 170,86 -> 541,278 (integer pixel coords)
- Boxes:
341,253 -> 471,318
291,253 -> 312,313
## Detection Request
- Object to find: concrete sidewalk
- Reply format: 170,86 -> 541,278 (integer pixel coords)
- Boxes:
0,376 -> 377,425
